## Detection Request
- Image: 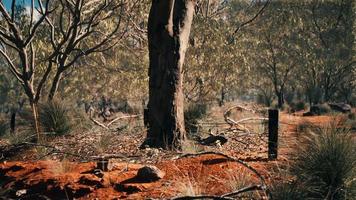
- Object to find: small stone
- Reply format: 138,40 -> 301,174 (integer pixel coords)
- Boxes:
93,169 -> 104,178
136,165 -> 165,182
16,189 -> 27,197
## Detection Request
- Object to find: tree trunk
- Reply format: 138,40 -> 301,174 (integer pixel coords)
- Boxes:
219,86 -> 225,106
48,70 -> 63,101
30,101 -> 40,141
277,92 -> 284,109
143,0 -> 195,149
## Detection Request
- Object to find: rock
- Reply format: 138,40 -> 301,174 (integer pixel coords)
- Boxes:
16,189 -> 27,197
93,169 -> 104,178
136,165 -> 165,182
328,103 -> 352,113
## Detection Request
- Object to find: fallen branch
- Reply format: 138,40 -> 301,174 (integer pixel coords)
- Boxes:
90,117 -> 109,129
223,105 -> 256,116
236,117 -> 268,124
171,195 -> 234,200
221,185 -> 264,197
107,114 -> 141,127
225,117 -> 251,134
89,114 -> 142,130
90,153 -> 140,160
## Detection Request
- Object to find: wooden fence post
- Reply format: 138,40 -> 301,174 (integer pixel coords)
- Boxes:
268,109 -> 279,160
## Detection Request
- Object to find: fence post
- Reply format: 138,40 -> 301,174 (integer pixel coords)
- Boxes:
268,109 -> 279,160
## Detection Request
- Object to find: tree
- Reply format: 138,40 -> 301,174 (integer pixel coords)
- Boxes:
0,0 -> 127,140
247,2 -> 301,108
143,0 -> 195,149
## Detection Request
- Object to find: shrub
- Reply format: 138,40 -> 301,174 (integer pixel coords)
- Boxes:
175,175 -> 201,197
39,101 -> 71,136
296,120 -> 318,134
281,103 -> 291,112
256,93 -> 273,107
290,101 -> 307,112
271,182 -> 307,200
184,103 -> 207,134
317,103 -> 332,114
0,119 -> 8,137
5,129 -> 36,144
293,126 -> 356,199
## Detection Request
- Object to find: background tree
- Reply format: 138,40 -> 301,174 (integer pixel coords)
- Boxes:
0,0 -> 130,140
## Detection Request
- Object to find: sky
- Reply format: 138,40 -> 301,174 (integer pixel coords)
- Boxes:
3,0 -> 33,9
2,0 -> 40,20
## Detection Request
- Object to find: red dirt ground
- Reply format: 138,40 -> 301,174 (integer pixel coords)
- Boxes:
0,112 -> 350,199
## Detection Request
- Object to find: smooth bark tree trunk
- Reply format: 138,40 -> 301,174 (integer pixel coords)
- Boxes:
143,0 -> 195,149
30,101 -> 40,141
48,71 -> 63,101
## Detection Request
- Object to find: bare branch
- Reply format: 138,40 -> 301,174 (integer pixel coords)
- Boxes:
0,47 -> 23,83
232,0 -> 270,37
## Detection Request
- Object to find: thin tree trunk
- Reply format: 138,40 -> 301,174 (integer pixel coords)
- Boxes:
219,86 -> 225,107
48,70 -> 63,100
30,101 -> 40,141
143,0 -> 195,149
277,92 -> 284,109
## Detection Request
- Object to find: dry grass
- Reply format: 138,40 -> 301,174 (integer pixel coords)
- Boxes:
96,133 -> 113,153
224,167 -> 254,191
181,140 -> 204,154
175,174 -> 202,197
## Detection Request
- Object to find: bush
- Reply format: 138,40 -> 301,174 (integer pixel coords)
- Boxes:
290,101 -> 307,112
256,93 -> 272,107
317,103 -> 332,114
281,103 -> 291,112
184,103 -> 208,134
39,101 -> 72,136
0,119 -> 8,137
271,182 -> 307,200
296,120 -> 318,134
308,103 -> 332,115
293,126 -> 356,199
